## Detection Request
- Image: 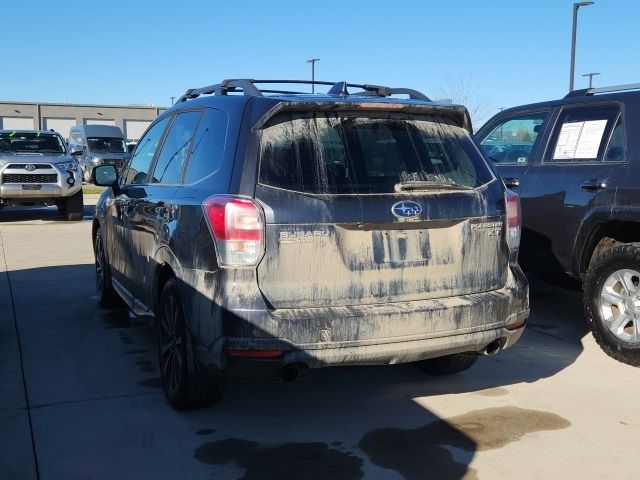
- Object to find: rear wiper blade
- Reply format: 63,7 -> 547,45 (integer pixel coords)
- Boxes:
394,180 -> 473,192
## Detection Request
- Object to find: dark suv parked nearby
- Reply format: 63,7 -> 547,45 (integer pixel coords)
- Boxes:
477,83 -> 640,366
92,79 -> 529,408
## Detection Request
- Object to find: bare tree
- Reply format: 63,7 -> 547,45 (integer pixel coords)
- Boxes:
437,73 -> 494,130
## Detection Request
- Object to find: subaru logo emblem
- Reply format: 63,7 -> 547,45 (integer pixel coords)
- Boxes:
391,201 -> 422,219
25,164 -> 36,171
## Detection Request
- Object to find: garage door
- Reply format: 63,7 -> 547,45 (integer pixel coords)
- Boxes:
44,118 -> 77,138
124,120 -> 151,141
85,118 -> 116,126
1,116 -> 35,130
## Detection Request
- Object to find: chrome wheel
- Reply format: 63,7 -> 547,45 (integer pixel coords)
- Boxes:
159,293 -> 184,396
599,268 -> 640,343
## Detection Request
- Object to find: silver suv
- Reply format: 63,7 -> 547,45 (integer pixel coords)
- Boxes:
0,130 -> 84,220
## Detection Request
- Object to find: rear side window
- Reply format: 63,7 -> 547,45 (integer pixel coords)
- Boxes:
604,117 -> 626,162
547,104 -> 622,163
258,112 -> 492,194
150,111 -> 201,184
183,109 -> 228,184
480,113 -> 548,164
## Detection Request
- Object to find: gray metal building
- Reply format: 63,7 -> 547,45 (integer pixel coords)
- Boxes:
0,101 -> 167,141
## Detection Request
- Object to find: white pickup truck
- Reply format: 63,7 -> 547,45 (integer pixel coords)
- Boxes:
0,130 -> 83,220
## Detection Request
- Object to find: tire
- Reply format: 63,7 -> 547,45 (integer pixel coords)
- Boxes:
94,227 -> 122,309
57,202 -> 67,217
583,244 -> 640,367
158,278 -> 224,409
415,354 -> 478,375
62,190 -> 84,221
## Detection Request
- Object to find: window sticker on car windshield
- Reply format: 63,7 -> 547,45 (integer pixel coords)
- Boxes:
553,119 -> 608,160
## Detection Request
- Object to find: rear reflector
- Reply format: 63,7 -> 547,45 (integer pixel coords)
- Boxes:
506,319 -> 527,331
203,196 -> 265,267
225,349 -> 284,359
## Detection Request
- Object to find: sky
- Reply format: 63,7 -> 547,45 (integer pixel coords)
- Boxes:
1,0 -> 638,123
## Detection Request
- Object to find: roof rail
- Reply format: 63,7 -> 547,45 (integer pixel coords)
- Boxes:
564,82 -> 640,98
177,79 -> 431,103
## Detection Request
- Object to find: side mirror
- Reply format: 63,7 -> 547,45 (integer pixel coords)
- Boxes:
69,145 -> 84,156
93,165 -> 118,187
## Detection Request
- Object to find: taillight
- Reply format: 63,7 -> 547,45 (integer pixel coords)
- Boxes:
505,189 -> 521,251
203,196 -> 265,267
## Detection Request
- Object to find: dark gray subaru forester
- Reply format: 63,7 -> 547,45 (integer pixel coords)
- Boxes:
92,79 -> 529,409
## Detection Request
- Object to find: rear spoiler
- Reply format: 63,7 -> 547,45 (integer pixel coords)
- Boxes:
252,101 -> 473,133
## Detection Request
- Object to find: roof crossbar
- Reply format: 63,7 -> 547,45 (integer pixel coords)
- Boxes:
564,82 -> 640,98
177,79 -> 431,103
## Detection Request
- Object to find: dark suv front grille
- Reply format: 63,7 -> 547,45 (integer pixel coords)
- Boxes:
2,174 -> 58,184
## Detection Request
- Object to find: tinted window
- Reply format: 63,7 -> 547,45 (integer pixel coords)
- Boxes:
0,132 -> 66,153
150,111 -> 201,184
258,112 -> 491,194
122,117 -> 170,185
604,116 -> 626,162
547,105 -> 620,163
480,113 -> 547,164
87,137 -> 126,153
183,109 -> 228,184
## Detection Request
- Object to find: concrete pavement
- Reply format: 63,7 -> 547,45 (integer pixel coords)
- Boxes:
1,197 -> 639,479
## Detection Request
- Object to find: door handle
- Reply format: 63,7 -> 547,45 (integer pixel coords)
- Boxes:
503,177 -> 521,189
580,180 -> 607,191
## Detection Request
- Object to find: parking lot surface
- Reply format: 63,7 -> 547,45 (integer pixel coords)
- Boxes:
1,195 -> 639,480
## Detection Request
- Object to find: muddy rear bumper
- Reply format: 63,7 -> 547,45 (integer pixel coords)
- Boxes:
195,266 -> 529,375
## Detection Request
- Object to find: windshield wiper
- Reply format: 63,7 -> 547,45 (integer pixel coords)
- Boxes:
394,180 -> 473,192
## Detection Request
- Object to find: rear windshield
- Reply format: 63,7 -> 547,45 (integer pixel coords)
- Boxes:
0,132 -> 66,153
88,137 -> 126,154
258,112 -> 492,194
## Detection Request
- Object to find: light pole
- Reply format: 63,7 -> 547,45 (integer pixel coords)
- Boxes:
569,2 -> 594,92
307,58 -> 320,93
582,72 -> 601,88
170,96 -> 175,106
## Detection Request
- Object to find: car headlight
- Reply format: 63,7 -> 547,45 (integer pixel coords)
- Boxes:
56,160 -> 79,171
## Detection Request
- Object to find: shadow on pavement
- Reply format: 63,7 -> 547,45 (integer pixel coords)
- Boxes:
2,260 -> 587,479
0,199 -> 96,223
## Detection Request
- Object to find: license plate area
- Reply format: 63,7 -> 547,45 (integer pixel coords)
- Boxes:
22,184 -> 42,190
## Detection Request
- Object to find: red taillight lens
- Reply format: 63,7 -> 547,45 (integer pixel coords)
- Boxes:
203,196 -> 265,267
505,190 -> 521,251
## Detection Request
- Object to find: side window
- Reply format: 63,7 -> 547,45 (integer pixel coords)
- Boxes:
547,105 -> 620,163
122,117 -> 170,185
604,117 -> 626,162
70,132 -> 84,149
480,113 -> 548,164
183,109 -> 228,184
150,111 -> 201,184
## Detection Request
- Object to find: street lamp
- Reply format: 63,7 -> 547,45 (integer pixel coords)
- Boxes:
582,72 -> 601,88
307,58 -> 320,93
569,2 -> 594,92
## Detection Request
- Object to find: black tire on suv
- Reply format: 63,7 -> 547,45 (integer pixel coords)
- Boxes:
584,244 -> 640,367
95,227 -> 123,309
158,278 -> 223,409
415,354 -> 478,375
61,190 -> 84,221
